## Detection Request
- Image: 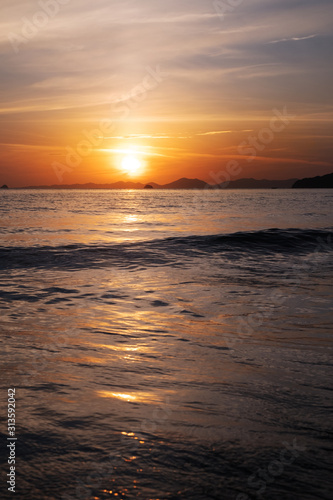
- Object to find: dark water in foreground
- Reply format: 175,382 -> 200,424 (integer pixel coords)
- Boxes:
0,190 -> 332,500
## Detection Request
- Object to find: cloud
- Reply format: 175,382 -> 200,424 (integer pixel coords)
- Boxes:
1,0 -> 332,120
99,148 -> 171,158
269,34 -> 318,44
103,134 -> 190,139
196,130 -> 254,136
197,130 -> 232,136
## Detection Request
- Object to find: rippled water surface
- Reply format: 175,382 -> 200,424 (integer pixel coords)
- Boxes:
0,189 -> 332,500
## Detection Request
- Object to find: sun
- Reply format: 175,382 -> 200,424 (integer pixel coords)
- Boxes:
121,155 -> 142,176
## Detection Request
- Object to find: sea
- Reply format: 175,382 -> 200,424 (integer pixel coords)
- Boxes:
0,189 -> 332,500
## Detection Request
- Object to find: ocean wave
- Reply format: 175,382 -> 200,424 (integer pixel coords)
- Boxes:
0,228 -> 332,271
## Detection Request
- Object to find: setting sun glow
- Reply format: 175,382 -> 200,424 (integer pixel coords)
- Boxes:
121,155 -> 142,176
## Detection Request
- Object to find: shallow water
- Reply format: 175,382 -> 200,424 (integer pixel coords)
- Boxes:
0,189 -> 332,500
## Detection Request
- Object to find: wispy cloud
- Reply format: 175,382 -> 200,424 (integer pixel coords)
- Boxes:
197,130 -> 232,136
269,34 -> 318,44
104,134 -> 191,140
99,148 -> 171,158
196,130 -> 253,136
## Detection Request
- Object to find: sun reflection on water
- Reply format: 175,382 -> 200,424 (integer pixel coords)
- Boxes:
97,390 -> 158,404
99,392 -> 137,402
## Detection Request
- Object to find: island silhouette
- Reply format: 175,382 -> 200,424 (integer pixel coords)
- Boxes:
11,172 -> 333,189
292,172 -> 333,188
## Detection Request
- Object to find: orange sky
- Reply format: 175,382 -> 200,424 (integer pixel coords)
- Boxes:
1,0 -> 332,187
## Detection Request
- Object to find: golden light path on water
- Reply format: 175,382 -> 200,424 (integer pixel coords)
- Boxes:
99,392 -> 140,402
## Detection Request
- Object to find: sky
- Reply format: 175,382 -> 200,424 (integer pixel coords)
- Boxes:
0,0 -> 333,186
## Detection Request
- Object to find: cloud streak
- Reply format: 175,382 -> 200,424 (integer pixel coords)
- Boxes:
269,34 -> 318,44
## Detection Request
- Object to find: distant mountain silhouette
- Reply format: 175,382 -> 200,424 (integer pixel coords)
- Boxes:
1,184 -> 9,189
292,172 -> 333,188
144,184 -> 154,189
19,177 -> 302,190
161,177 -> 209,189
221,178 -> 297,189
